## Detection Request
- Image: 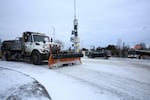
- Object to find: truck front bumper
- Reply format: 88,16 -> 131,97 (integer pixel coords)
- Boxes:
41,53 -> 50,60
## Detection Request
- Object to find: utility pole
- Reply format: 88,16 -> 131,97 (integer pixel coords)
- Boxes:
51,26 -> 55,42
74,0 -> 76,19
70,0 -> 80,53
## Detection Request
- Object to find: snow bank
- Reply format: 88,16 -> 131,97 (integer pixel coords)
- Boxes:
0,67 -> 51,100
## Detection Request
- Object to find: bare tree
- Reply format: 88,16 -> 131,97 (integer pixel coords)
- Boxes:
140,42 -> 147,50
55,40 -> 64,49
0,39 -> 2,58
0,39 -> 1,50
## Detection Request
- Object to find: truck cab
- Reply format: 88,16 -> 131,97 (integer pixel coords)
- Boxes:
22,31 -> 59,64
23,32 -> 51,55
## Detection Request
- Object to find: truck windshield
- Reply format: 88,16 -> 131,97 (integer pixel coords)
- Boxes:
33,35 -> 50,42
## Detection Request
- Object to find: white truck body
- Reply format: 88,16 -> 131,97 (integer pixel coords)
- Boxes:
1,31 -> 60,65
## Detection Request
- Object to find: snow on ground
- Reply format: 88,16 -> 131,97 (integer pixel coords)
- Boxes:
0,57 -> 150,100
82,58 -> 150,83
0,67 -> 51,100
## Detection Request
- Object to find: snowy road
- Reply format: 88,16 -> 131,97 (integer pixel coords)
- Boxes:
0,58 -> 150,100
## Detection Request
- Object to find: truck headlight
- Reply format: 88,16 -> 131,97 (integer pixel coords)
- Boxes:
40,49 -> 49,53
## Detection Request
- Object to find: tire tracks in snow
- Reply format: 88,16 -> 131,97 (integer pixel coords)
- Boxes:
1,60 -> 150,100
53,65 -> 150,100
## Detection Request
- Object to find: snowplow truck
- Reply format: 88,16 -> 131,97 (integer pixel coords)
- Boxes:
1,31 -> 83,67
86,48 -> 110,59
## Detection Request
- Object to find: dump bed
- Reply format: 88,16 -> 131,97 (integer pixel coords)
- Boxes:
2,38 -> 22,51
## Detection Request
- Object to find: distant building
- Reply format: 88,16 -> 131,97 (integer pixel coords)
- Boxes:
134,44 -> 142,50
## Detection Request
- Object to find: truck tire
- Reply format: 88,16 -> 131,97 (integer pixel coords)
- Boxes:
88,54 -> 94,58
31,51 -> 42,65
2,51 -> 11,61
104,56 -> 109,59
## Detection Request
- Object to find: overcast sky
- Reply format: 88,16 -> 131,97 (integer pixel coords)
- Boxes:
0,0 -> 150,49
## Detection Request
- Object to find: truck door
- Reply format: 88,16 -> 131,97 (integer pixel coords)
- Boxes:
24,34 -> 33,54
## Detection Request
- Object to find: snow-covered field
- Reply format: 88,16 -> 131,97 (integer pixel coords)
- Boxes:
0,58 -> 150,100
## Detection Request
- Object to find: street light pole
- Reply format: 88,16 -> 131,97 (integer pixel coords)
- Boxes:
51,26 -> 55,42
74,0 -> 76,19
70,0 -> 80,53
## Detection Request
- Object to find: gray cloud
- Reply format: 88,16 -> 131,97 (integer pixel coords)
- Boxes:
0,0 -> 150,48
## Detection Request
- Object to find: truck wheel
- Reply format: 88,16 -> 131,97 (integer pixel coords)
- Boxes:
104,56 -> 109,59
2,51 -> 11,61
31,51 -> 41,65
88,55 -> 94,58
